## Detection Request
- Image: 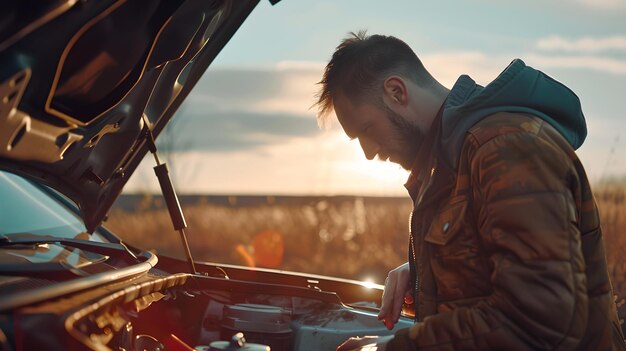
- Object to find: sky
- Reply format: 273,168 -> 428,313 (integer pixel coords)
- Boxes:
125,0 -> 626,196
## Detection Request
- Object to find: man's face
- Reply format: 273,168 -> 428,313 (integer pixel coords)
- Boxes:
333,94 -> 423,170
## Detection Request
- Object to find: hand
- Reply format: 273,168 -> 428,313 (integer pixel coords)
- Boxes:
336,335 -> 394,351
378,262 -> 413,330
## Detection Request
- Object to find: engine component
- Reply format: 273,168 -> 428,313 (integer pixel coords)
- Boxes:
198,332 -> 269,351
220,304 -> 292,351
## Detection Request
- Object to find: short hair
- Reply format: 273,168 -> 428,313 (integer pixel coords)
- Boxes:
314,30 -> 431,127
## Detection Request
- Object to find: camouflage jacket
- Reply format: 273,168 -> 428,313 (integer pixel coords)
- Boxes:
389,112 -> 625,350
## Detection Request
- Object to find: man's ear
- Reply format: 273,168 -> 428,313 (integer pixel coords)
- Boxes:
383,76 -> 408,106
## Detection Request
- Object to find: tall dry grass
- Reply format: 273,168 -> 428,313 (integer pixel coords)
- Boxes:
107,196 -> 412,283
594,185 -> 626,302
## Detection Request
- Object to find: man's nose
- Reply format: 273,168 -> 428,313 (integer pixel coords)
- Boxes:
359,137 -> 379,160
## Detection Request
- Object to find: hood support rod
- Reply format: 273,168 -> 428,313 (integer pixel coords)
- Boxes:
143,120 -> 196,274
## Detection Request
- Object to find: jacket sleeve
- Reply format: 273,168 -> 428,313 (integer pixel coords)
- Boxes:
388,130 -> 588,351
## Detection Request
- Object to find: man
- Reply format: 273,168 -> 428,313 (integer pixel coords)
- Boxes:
315,31 -> 626,351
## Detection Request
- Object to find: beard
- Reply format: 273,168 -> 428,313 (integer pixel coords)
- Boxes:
382,104 -> 423,170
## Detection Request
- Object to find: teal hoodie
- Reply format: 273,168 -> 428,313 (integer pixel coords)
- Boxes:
440,59 -> 587,168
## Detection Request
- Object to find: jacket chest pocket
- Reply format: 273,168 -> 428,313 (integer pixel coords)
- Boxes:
424,197 -> 467,247
423,195 -> 484,265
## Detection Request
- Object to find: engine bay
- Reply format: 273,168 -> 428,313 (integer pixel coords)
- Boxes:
6,267 -> 412,351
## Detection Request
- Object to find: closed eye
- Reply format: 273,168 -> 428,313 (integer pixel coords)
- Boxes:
348,124 -> 372,141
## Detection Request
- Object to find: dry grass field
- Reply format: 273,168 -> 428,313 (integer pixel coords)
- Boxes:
108,195 -> 412,282
106,188 -> 626,303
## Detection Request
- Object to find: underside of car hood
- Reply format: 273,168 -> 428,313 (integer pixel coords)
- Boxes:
0,0 -> 261,232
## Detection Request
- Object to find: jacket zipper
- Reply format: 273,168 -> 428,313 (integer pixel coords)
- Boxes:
409,227 -> 419,321
411,163 -> 438,322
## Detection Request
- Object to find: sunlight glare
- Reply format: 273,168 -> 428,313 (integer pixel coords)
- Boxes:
361,278 -> 382,290
332,140 -> 409,188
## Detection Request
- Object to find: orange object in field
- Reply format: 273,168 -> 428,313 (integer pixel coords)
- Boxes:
252,230 -> 284,268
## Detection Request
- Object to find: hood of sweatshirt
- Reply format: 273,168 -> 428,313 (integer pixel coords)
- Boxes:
440,59 -> 587,168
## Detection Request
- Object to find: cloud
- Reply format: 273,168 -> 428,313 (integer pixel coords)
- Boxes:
275,61 -> 325,71
421,49 -> 626,79
524,53 -> 626,75
531,34 -> 626,75
574,0 -> 626,10
536,35 -> 626,53
164,63 -> 325,153
158,109 -> 319,152
188,62 -> 323,115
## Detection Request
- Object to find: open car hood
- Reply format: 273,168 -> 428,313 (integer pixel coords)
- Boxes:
0,0 -> 264,232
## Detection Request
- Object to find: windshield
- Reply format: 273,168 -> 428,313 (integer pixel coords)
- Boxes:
0,170 -> 104,240
0,170 -> 111,270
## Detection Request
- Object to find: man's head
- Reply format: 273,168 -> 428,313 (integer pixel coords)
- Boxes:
315,31 -> 448,170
